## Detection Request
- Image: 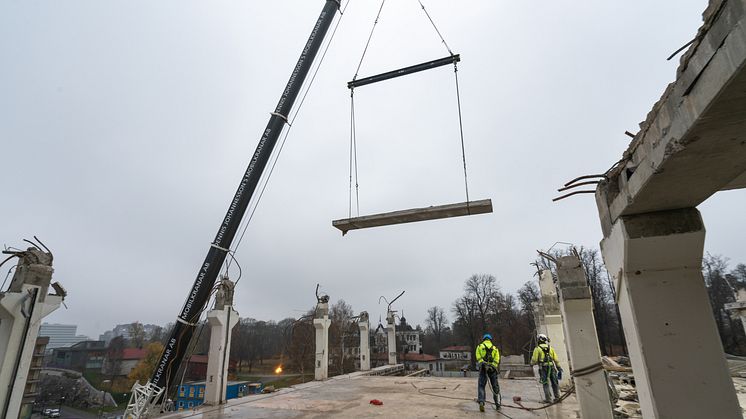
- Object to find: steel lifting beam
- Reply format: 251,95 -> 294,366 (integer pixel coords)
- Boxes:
347,54 -> 460,89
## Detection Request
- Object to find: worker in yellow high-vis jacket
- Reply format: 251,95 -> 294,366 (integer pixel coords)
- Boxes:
531,333 -> 563,403
475,333 -> 501,412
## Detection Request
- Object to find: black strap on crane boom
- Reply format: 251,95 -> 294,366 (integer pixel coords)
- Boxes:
147,0 -> 341,395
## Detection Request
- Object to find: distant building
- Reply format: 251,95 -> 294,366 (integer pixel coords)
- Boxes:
439,346 -> 472,361
49,341 -> 106,372
99,323 -> 160,344
370,315 -> 423,355
102,347 -> 148,376
183,355 -> 237,382
371,323 -> 387,356
38,323 -> 90,350
370,352 -> 445,372
19,336 -> 49,419
396,315 -> 422,354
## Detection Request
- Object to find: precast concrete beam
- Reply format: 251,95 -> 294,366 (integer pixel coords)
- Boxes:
556,255 -> 614,419
596,1 -> 746,235
601,208 -> 740,418
537,269 -> 571,388
332,199 -> 493,235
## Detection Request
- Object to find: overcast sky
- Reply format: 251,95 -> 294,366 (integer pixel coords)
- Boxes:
2,0 -> 744,339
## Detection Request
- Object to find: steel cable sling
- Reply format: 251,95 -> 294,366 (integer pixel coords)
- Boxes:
346,0 -> 471,220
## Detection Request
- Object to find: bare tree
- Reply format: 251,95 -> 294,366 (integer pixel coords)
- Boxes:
464,274 -> 499,333
425,306 -> 447,343
452,295 -> 480,369
104,336 -> 125,378
329,299 -> 355,374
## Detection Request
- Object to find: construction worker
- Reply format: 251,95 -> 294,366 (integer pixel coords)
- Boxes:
475,333 -> 500,412
531,333 -> 563,403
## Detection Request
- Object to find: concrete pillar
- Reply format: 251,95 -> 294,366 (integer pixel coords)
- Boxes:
556,255 -> 614,419
0,248 -> 64,419
313,301 -> 330,381
358,312 -> 370,371
537,269 -> 570,388
532,301 -> 547,335
386,310 -> 397,365
725,289 -> 746,337
601,208 -> 740,419
204,278 -> 239,406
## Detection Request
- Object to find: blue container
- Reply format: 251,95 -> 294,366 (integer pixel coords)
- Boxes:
175,381 -> 253,410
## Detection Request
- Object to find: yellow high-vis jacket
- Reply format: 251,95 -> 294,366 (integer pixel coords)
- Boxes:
531,343 -> 560,367
475,340 -> 500,368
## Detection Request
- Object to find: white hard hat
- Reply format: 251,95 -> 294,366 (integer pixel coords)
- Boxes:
538,333 -> 548,342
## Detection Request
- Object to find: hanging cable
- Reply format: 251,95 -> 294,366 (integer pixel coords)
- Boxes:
453,62 -> 470,205
353,0 -> 387,81
225,0 -> 351,273
349,90 -> 361,217
416,0 -> 453,56
345,0 -> 387,218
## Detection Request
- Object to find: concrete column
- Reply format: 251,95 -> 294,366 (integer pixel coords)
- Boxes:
203,308 -> 239,405
313,301 -> 330,381
386,311 -> 397,365
556,255 -> 614,419
358,312 -> 370,371
601,208 -> 740,418
532,301 -> 547,335
725,289 -> 746,337
537,269 -> 570,388
0,249 -> 63,419
204,278 -> 238,406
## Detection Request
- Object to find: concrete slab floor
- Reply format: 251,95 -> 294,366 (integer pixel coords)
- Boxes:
161,375 -> 583,419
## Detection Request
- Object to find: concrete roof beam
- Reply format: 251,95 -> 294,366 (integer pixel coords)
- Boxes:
597,1 -> 746,235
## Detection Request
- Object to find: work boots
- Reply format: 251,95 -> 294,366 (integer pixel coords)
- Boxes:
479,402 -> 485,412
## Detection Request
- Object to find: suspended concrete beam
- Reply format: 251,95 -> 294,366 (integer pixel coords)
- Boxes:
595,0 -> 746,236
556,255 -> 614,419
332,199 -> 492,235
537,269 -> 571,389
347,54 -> 460,89
601,208 -> 740,418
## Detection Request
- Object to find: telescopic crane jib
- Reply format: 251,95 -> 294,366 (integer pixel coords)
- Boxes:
124,1 -> 342,417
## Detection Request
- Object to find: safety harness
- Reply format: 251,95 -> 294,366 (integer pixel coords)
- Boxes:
539,344 -> 553,366
483,342 -> 497,365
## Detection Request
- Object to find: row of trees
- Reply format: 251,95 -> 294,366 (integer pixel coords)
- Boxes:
703,254 -> 746,354
428,249 -> 746,370
120,249 -> 746,383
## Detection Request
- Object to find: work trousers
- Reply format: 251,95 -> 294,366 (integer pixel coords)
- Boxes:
539,364 -> 559,401
477,365 -> 500,405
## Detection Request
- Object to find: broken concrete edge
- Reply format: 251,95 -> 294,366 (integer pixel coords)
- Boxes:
332,199 -> 493,234
595,0 -> 746,234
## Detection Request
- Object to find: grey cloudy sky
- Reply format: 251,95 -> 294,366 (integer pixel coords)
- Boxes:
2,1 -> 744,339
